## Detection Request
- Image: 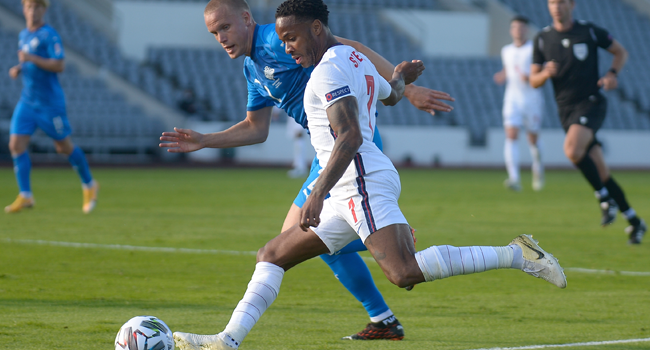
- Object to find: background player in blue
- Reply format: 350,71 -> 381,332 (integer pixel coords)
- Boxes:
160,0 -> 454,340
5,0 -> 98,214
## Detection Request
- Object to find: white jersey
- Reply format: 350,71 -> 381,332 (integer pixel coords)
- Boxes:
304,45 -> 396,197
501,41 -> 543,105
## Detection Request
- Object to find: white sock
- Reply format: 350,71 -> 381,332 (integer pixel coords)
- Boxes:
222,262 -> 284,347
529,141 -> 543,179
19,191 -> 33,199
504,138 -> 519,183
415,245 -> 517,281
369,309 -> 394,323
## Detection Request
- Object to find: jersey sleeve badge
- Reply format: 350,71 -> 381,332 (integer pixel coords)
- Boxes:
325,86 -> 351,102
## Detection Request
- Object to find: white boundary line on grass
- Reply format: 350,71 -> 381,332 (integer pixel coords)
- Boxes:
469,337 -> 650,350
3,239 -> 650,276
2,238 -> 257,256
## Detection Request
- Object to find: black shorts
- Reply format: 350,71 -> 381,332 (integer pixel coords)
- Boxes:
558,93 -> 607,133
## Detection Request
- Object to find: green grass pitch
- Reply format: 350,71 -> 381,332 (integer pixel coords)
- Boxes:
1,167 -> 649,350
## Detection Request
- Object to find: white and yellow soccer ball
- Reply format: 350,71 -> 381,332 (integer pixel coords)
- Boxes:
115,316 -> 174,350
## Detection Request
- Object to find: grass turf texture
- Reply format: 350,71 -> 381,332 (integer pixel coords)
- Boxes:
0,167 -> 649,350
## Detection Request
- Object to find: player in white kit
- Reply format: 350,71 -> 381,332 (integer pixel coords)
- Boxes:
494,16 -> 545,192
172,2 -> 566,349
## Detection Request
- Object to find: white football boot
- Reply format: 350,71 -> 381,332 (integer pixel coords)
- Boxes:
173,332 -> 235,350
510,234 -> 567,288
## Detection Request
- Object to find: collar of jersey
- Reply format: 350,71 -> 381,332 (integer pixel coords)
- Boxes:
249,24 -> 261,61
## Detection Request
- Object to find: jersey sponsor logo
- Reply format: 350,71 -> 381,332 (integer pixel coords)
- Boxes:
325,86 -> 351,102
562,38 -> 570,48
573,43 -> 588,61
264,66 -> 275,80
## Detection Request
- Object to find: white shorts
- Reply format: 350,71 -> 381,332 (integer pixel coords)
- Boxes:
311,169 -> 408,254
503,99 -> 543,132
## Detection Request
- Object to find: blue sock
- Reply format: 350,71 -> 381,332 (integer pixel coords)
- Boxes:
67,146 -> 93,185
13,152 -> 32,195
320,251 -> 390,321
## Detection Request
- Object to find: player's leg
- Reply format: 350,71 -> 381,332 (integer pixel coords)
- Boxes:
564,124 -> 616,226
527,131 -> 544,191
287,159 -> 401,339
174,223 -> 332,350
6,135 -> 35,213
364,223 -> 566,289
356,171 -> 565,289
503,106 -> 522,191
5,102 -> 37,213
526,108 -> 544,191
589,146 -> 646,244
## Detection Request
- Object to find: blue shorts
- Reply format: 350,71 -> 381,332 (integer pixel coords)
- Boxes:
10,101 -> 71,140
293,156 -> 324,207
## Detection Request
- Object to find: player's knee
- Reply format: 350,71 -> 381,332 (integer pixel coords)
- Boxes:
564,145 -> 584,164
383,268 -> 416,289
256,245 -> 278,265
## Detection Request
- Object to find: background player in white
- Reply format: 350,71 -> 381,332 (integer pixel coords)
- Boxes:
493,15 -> 544,192
172,1 -> 566,349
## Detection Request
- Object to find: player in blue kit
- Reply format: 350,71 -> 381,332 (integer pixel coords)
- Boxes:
5,0 -> 98,214
160,0 -> 453,340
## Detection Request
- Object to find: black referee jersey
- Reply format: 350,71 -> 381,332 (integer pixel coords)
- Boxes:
532,20 -> 614,107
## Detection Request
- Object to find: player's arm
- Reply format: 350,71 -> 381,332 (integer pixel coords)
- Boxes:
493,68 -> 506,85
336,36 -> 453,114
530,62 -> 557,88
8,64 -> 21,79
300,96 -> 362,231
159,106 -> 273,152
17,51 -> 64,73
598,40 -> 628,90
381,60 -> 424,106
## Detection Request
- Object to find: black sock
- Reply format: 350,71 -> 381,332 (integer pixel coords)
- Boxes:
575,155 -> 607,201
604,177 -> 630,212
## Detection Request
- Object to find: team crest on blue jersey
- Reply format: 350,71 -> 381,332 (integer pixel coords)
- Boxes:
325,86 -> 351,102
264,66 -> 275,80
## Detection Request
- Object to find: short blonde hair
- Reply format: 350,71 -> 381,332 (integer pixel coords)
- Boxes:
22,0 -> 50,8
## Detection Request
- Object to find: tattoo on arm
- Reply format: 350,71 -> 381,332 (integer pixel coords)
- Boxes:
311,96 -> 363,200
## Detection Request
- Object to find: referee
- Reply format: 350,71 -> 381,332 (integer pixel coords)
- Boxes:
529,0 -> 646,244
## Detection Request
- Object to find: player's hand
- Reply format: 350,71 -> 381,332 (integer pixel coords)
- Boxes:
598,72 -> 618,90
493,70 -> 506,85
8,65 -> 21,79
299,193 -> 324,232
395,60 -> 425,85
404,85 -> 454,115
543,61 -> 558,78
17,50 -> 31,63
159,127 -> 205,153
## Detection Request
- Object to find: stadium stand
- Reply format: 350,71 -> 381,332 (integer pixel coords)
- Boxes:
2,0 -> 648,157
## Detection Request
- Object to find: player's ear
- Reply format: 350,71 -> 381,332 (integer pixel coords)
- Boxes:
242,10 -> 251,26
311,19 -> 322,36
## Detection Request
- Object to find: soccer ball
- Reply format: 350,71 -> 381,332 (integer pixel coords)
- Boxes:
115,316 -> 174,350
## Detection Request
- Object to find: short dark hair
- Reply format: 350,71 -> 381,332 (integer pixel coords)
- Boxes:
275,0 -> 329,27
511,15 -> 529,24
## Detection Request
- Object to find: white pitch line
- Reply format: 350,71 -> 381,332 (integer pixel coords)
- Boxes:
3,239 -> 650,277
469,337 -> 650,350
565,267 -> 650,276
2,238 -> 257,256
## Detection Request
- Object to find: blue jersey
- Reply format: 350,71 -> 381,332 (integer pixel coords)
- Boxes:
18,24 -> 66,111
244,24 -> 313,128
